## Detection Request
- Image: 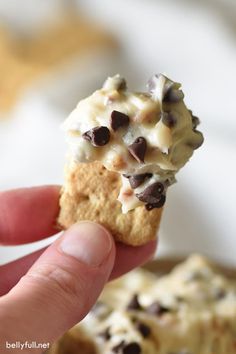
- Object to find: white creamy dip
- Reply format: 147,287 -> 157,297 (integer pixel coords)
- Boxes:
63,74 -> 203,213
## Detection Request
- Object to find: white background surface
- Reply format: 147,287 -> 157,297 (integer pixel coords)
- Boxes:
0,0 -> 236,266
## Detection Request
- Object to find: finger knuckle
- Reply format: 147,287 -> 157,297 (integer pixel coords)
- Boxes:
26,263 -> 82,301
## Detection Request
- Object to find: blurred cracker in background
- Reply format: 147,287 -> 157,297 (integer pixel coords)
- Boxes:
0,9 -> 116,115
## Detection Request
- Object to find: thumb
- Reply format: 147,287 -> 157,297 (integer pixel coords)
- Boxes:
0,222 -> 115,350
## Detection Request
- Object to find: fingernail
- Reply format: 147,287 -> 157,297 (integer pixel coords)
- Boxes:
59,222 -> 113,267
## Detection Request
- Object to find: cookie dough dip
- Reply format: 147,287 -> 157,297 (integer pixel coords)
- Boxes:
58,74 -> 203,245
47,255 -> 236,354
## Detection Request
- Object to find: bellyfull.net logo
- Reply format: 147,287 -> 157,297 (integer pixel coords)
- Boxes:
5,341 -> 50,350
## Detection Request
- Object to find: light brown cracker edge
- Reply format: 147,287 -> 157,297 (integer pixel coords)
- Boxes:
57,161 -> 163,246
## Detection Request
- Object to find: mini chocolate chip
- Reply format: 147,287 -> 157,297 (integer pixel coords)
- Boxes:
112,342 -> 141,354
146,301 -> 170,316
123,343 -> 141,354
98,327 -> 111,341
161,112 -> 177,128
128,137 -> 147,163
136,322 -> 151,338
128,173 -> 152,189
111,110 -> 130,131
163,88 -> 184,103
136,182 -> 164,205
82,126 -> 110,146
127,294 -> 142,311
145,194 -> 166,210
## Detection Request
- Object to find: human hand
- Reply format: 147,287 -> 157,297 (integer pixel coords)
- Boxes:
0,186 -> 156,353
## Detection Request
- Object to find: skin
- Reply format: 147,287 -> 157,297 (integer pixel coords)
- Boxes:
0,186 -> 157,354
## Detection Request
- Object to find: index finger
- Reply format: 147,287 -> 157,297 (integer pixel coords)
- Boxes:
0,186 -> 60,245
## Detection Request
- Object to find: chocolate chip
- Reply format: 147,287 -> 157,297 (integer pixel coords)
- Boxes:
112,342 -> 141,354
82,126 -> 110,146
127,294 -> 142,311
124,343 -> 141,354
128,173 -> 152,189
136,322 -> 151,338
145,194 -> 166,210
111,110 -> 130,131
161,112 -> 177,128
128,137 -> 147,163
163,88 -> 184,103
98,327 -> 111,341
136,182 -> 164,204
146,301 -> 170,316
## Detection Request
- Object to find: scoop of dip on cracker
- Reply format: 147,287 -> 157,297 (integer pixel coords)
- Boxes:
62,74 -> 203,213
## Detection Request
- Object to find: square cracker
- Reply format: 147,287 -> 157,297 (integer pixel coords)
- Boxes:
58,161 -> 163,246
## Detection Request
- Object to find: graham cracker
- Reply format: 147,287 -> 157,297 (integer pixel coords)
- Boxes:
58,161 -> 162,246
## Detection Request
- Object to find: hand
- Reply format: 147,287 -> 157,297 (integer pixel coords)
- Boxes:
0,186 -> 156,353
